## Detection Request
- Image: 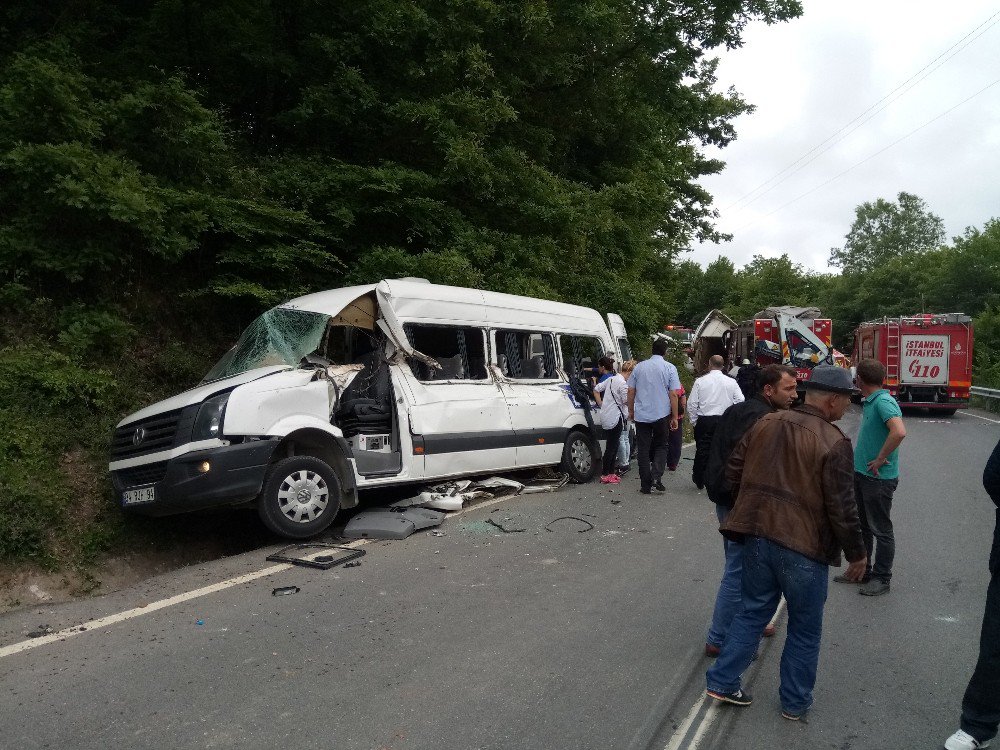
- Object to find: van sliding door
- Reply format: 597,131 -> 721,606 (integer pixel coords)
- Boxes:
493,330 -> 568,467
401,324 -> 517,477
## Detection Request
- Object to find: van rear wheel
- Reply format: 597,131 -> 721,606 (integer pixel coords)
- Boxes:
258,456 -> 342,538
561,430 -> 599,483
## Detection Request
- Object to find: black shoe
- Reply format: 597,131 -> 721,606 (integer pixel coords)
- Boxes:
859,578 -> 890,596
706,688 -> 753,706
639,487 -> 652,495
781,708 -> 808,721
654,481 -> 666,492
616,465 -> 631,476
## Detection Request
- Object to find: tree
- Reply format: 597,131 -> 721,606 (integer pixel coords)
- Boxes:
728,253 -> 810,320
675,255 -> 738,326
930,219 -> 1000,315
828,192 -> 944,274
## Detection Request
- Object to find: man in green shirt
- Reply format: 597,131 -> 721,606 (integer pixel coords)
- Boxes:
836,359 -> 907,596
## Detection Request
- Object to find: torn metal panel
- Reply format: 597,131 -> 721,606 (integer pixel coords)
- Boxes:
314,363 -> 364,417
374,282 -> 441,372
520,474 -> 569,494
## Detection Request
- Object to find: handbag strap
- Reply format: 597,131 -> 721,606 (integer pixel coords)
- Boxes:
607,376 -> 628,422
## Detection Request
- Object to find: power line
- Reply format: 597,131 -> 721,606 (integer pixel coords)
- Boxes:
732,75 -> 1000,233
722,8 -> 1000,213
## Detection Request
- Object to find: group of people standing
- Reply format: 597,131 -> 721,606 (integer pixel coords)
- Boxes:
591,344 -> 999,749
592,339 -> 687,487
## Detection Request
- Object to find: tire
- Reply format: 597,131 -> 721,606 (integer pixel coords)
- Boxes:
257,456 -> 342,538
561,429 -> 599,483
937,408 -> 957,417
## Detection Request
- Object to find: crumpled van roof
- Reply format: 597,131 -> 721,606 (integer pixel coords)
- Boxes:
282,279 -> 608,335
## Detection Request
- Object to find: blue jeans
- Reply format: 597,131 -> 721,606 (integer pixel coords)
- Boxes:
706,536 -> 829,715
706,505 -> 743,648
617,428 -> 629,467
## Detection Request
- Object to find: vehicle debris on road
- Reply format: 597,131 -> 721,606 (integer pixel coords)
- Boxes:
544,516 -> 595,533
266,543 -> 366,569
342,507 -> 447,540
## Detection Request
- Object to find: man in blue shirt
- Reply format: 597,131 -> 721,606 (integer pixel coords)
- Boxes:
627,338 -> 682,494
836,358 -> 906,596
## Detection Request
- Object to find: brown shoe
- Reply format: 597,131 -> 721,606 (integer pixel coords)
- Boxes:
705,643 -> 721,657
763,623 -> 776,638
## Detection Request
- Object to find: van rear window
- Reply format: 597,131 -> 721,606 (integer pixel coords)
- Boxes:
495,330 -> 558,380
404,325 -> 489,381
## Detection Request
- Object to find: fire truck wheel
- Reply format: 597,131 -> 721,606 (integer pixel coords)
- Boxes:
937,408 -> 957,417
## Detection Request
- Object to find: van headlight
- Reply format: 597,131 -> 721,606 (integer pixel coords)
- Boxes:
193,393 -> 230,440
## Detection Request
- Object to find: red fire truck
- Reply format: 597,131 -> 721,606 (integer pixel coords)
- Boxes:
725,306 -> 836,390
851,313 -> 974,414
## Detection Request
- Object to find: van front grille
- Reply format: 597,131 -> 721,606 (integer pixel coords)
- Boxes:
112,410 -> 183,460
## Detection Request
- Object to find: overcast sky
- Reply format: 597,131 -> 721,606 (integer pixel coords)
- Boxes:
693,0 -> 1000,273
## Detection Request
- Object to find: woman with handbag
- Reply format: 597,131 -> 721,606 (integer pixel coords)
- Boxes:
593,356 -> 630,484
617,359 -> 638,475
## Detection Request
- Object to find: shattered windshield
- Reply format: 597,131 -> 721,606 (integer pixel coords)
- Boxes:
201,307 -> 331,383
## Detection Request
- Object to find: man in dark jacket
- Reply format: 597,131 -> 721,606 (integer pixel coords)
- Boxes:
941,438 -> 1000,750
705,365 -> 867,720
703,364 -> 798,657
735,359 -> 761,400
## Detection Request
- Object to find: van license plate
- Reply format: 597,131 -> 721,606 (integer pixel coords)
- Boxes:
123,486 -> 156,506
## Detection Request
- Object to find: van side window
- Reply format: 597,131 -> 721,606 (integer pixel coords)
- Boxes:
495,330 -> 558,380
404,325 -> 489,381
559,335 -> 606,376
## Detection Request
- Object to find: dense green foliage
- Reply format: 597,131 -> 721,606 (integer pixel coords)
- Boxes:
0,0 -> 803,566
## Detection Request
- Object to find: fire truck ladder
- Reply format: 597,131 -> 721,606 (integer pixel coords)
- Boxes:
884,319 -> 900,382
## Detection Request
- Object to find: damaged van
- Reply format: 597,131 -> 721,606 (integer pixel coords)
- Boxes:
109,279 -> 631,538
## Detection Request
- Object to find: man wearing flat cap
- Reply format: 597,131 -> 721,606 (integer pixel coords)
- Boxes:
705,364 -> 867,721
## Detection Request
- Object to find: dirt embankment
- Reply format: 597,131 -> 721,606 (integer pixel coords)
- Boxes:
0,508 -> 275,615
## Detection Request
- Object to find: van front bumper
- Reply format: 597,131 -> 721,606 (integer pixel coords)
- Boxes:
110,440 -> 278,516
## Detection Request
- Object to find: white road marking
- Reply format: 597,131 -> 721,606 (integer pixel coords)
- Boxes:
958,411 -> 1000,425
0,493 -> 517,660
662,598 -> 787,750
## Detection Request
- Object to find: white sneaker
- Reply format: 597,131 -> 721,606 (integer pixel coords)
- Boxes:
943,729 -> 992,750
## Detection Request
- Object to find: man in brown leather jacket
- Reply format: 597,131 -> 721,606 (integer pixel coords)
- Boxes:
705,365 -> 867,721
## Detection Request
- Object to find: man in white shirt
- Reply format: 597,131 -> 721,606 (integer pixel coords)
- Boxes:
688,355 -> 744,489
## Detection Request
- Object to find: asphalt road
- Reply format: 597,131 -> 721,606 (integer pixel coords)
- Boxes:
1,405 -> 998,750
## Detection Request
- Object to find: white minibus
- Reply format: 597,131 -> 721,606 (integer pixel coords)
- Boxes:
109,279 -> 631,537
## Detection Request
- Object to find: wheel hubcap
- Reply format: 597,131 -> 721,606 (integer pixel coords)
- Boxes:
570,439 -> 592,473
277,470 -> 329,524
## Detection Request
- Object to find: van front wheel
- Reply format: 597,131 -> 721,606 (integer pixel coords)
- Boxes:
258,456 -> 342,538
561,430 -> 599,483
